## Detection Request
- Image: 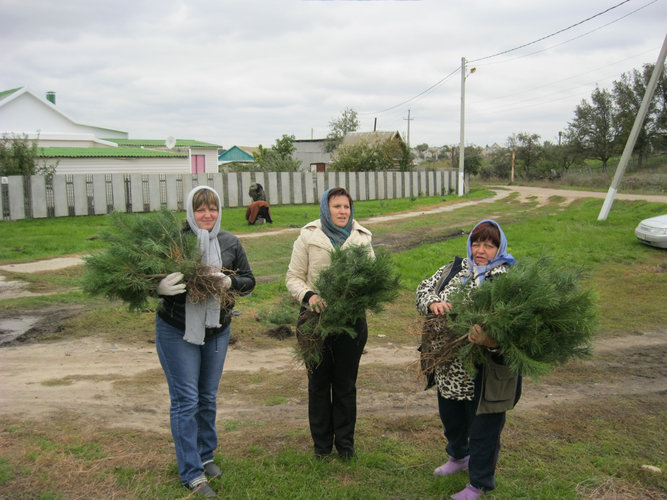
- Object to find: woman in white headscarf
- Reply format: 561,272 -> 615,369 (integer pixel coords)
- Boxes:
155,185 -> 255,497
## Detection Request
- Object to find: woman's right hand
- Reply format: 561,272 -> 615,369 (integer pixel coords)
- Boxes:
428,301 -> 452,316
308,294 -> 326,314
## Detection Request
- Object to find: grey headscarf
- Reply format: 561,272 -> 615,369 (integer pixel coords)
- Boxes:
184,186 -> 223,345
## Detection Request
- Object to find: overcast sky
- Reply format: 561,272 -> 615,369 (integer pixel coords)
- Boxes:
1,0 -> 665,149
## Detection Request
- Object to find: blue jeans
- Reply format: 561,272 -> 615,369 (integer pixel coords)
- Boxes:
155,315 -> 230,485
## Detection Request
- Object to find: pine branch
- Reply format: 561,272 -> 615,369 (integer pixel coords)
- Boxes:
421,256 -> 599,381
82,209 -> 236,311
295,245 -> 400,367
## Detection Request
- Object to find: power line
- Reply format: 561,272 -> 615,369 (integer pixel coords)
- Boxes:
474,0 -> 658,68
469,0 -> 632,63
365,0 -> 644,116
363,67 -> 460,115
473,48 -> 658,109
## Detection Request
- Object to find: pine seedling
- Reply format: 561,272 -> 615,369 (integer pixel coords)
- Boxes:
82,209 -> 234,311
296,245 -> 400,367
423,256 -> 599,380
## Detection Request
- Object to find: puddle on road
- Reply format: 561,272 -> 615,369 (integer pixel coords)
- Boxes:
0,317 -> 41,345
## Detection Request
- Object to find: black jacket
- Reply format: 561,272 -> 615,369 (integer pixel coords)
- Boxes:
157,230 -> 255,335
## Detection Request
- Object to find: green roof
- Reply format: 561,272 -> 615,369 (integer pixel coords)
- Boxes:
38,147 -> 187,158
0,87 -> 23,102
109,139 -> 222,148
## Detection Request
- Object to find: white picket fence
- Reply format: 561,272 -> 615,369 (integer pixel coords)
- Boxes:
0,169 -> 464,220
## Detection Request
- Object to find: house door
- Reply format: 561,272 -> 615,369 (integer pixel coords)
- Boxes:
191,155 -> 205,173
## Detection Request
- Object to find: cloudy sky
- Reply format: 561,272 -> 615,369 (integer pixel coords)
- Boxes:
1,0 -> 665,149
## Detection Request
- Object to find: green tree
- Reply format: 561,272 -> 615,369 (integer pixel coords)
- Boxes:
272,134 -> 297,160
325,108 -> 359,153
537,140 -> 582,179
613,64 -> 667,167
253,135 -> 301,172
554,133 -> 587,176
329,138 -> 408,171
480,146 -> 512,180
0,134 -> 56,176
507,133 -> 543,178
565,87 -> 618,172
450,145 -> 483,176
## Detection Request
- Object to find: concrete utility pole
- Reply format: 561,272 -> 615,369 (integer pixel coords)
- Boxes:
458,58 -> 476,196
404,109 -> 413,149
598,33 -> 667,221
458,57 -> 466,197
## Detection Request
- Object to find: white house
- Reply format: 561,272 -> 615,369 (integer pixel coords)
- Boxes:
0,87 -> 221,174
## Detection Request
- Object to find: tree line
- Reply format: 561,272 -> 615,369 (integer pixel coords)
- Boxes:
418,63 -> 666,180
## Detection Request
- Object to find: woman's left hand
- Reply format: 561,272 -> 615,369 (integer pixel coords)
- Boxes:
468,324 -> 498,348
212,271 -> 232,290
308,294 -> 326,314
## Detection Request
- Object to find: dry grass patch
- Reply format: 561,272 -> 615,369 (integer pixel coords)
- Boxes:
0,414 -> 177,499
41,373 -> 127,387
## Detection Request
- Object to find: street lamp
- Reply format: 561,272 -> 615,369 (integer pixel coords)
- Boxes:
458,57 -> 475,197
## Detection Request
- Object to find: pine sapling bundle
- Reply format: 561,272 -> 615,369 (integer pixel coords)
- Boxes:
424,256 -> 599,380
82,208 -> 235,311
296,245 -> 400,367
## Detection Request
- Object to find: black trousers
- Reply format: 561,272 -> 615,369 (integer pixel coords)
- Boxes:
301,314 -> 368,456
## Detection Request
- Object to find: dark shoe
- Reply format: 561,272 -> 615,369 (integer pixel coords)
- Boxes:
203,460 -> 222,479
314,452 -> 331,461
187,479 -> 216,498
338,450 -> 356,461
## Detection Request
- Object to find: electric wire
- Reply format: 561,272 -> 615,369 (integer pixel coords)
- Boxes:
363,66 -> 460,115
468,0 -> 632,63
364,0 -> 653,117
474,0 -> 658,68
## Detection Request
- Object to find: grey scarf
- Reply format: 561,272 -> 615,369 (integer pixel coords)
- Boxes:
184,186 -> 223,345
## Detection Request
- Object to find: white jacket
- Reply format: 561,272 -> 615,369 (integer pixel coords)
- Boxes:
285,219 -> 374,303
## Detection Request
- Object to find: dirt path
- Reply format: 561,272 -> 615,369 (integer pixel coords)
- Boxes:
0,186 -> 665,432
1,329 -> 665,432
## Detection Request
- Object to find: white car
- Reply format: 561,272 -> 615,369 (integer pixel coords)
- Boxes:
635,214 -> 667,249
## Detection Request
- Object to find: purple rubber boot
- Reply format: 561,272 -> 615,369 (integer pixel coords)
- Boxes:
451,484 -> 484,500
433,455 -> 470,476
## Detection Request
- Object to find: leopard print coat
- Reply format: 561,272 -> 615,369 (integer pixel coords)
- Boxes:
416,258 -> 507,400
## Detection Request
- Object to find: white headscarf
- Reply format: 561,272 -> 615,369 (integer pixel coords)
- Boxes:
184,186 -> 223,345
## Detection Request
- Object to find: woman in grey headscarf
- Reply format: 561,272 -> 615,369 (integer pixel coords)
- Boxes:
155,185 -> 255,497
286,187 -> 374,460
